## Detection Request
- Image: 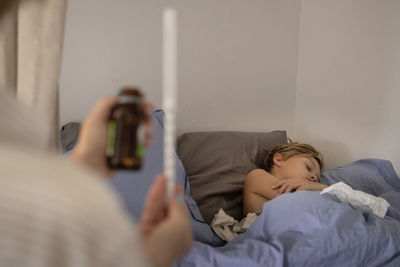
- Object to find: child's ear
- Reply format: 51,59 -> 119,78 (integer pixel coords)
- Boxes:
273,153 -> 283,167
307,176 -> 317,182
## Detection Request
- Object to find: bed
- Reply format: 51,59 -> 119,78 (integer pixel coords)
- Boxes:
107,110 -> 400,266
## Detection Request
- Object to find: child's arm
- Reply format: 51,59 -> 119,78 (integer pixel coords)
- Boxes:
242,169 -> 280,216
272,178 -> 328,195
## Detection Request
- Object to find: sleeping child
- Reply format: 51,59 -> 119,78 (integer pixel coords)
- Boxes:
242,142 -> 328,216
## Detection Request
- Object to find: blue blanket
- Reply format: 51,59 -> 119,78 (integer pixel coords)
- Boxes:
177,191 -> 400,267
175,159 -> 400,267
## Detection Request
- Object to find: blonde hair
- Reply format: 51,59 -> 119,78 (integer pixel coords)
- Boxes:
263,142 -> 324,172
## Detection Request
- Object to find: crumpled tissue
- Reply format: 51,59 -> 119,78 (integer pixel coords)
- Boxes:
210,209 -> 259,241
320,182 -> 390,218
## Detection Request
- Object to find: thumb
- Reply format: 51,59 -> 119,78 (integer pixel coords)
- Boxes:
86,95 -> 118,124
167,186 -> 188,218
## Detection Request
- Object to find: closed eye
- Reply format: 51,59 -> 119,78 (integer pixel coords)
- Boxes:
306,164 -> 312,172
306,159 -> 321,180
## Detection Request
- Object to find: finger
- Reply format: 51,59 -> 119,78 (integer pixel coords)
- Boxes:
279,184 -> 289,195
283,184 -> 291,194
147,175 -> 167,214
87,96 -> 119,124
171,185 -> 185,207
174,184 -> 184,196
295,186 -> 304,192
272,181 -> 283,189
168,186 -> 189,217
283,185 -> 290,194
144,122 -> 154,147
142,102 -> 154,123
167,200 -> 190,228
141,102 -> 154,147
141,175 -> 167,227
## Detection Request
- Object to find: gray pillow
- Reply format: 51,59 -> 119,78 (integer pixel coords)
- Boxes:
177,131 -> 287,224
60,122 -> 81,153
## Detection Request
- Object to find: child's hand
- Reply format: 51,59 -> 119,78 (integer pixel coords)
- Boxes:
272,179 -> 327,195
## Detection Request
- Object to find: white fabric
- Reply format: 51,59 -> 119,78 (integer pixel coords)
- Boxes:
0,89 -> 149,266
0,145 -> 149,267
320,182 -> 390,218
210,209 -> 259,242
0,0 -> 67,150
0,90 -> 48,149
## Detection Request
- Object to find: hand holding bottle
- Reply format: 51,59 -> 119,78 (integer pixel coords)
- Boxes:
71,93 -> 152,177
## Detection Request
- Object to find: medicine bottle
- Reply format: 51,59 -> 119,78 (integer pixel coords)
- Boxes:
106,87 -> 146,169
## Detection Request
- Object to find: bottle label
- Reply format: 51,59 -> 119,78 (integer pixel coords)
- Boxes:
136,144 -> 145,158
136,123 -> 146,158
106,121 -> 116,156
118,95 -> 141,104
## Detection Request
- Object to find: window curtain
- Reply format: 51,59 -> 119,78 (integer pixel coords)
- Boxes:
0,0 -> 67,151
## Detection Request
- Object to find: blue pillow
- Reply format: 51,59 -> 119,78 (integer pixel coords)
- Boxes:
320,159 -> 400,220
110,110 -> 224,246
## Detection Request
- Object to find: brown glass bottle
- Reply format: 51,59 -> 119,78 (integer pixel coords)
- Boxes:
106,87 -> 145,169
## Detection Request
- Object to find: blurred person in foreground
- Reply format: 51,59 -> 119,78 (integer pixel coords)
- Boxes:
0,1 -> 192,266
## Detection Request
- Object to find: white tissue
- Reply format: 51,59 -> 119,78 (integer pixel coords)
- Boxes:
320,182 -> 390,218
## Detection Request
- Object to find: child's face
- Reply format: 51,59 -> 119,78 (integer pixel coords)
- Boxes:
273,154 -> 321,182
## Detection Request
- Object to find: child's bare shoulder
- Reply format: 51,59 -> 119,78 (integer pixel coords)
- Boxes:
245,169 -> 279,187
247,168 -> 267,176
244,168 -> 279,200
246,169 -> 277,181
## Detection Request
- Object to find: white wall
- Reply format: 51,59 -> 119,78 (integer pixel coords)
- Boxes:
60,0 -> 301,136
60,0 -> 400,173
295,0 -> 400,172
60,0 -> 164,125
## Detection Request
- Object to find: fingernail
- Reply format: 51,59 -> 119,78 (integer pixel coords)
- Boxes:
177,194 -> 185,203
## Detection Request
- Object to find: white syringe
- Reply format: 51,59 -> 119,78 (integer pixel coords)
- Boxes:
162,8 -> 177,198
